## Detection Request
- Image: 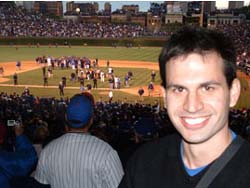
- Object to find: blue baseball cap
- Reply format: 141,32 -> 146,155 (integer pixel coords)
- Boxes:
67,93 -> 94,128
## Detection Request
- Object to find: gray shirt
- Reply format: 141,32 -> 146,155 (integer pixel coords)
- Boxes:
35,133 -> 124,188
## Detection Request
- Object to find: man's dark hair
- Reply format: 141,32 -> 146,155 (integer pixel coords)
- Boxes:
159,26 -> 237,89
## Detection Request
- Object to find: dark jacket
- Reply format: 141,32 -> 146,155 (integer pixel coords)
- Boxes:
0,135 -> 37,188
119,134 -> 250,188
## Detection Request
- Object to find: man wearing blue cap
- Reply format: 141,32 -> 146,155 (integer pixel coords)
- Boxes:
35,92 -> 124,188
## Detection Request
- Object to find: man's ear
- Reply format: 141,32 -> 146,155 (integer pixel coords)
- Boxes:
229,78 -> 241,108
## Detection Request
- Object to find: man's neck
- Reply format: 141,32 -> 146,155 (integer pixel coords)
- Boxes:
67,130 -> 89,134
66,127 -> 89,134
182,129 -> 232,169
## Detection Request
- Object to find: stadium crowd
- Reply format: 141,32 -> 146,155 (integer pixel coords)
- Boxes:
1,1 -> 249,73
1,91 -> 250,158
216,23 -> 250,74
0,3 -> 145,38
0,92 -> 171,167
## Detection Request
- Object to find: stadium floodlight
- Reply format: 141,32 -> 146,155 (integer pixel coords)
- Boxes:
76,8 -> 80,14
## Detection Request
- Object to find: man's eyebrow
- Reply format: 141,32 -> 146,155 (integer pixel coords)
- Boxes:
166,84 -> 186,89
200,81 -> 221,87
165,81 -> 221,89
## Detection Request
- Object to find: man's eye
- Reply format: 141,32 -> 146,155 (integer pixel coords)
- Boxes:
173,87 -> 184,93
203,85 -> 214,91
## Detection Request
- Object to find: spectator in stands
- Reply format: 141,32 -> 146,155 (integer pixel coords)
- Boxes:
34,93 -> 124,188
119,26 -> 250,187
2,88 -> 250,172
23,86 -> 30,96
32,124 -> 49,158
0,121 -> 37,188
80,84 -> 85,93
0,3 -> 149,39
87,83 -> 92,91
133,112 -> 159,142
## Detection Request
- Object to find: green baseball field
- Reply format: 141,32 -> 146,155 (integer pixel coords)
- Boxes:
0,45 -> 249,108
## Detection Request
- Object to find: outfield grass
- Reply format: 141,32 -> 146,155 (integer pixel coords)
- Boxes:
0,46 -> 161,63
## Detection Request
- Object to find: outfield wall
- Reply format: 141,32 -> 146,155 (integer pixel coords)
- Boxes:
0,37 -> 168,47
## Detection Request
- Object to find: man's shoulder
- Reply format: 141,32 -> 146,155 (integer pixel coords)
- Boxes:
216,137 -> 250,184
41,135 -> 66,151
63,133 -> 114,150
220,137 -> 250,171
237,138 -> 250,159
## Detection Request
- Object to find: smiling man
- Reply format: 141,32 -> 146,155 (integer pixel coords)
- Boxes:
119,27 -> 250,188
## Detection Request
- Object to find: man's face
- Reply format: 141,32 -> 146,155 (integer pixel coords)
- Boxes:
164,52 -> 240,144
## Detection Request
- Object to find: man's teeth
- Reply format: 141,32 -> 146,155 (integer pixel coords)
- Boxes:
184,118 -> 207,125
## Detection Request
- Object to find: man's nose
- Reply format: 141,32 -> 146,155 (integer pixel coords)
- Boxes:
183,91 -> 204,113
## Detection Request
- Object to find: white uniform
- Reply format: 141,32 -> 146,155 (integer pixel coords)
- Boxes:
35,133 -> 124,188
109,90 -> 113,99
47,57 -> 51,67
100,71 -> 105,82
